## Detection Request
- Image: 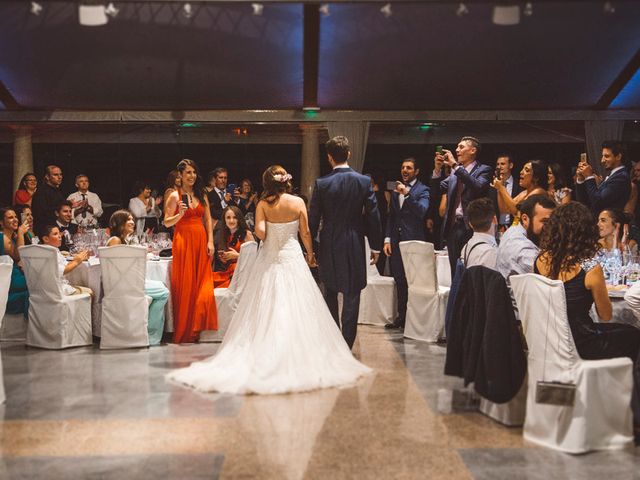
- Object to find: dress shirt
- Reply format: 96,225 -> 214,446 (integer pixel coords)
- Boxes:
496,224 -> 539,285
67,190 -> 103,228
624,282 -> 640,319
499,175 -> 514,226
460,231 -> 498,269
454,161 -> 477,218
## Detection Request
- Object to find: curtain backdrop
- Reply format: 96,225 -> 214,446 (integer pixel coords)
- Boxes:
327,122 -> 370,173
584,120 -> 625,175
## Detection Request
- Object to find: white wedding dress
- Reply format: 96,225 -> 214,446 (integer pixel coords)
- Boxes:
166,219 -> 372,394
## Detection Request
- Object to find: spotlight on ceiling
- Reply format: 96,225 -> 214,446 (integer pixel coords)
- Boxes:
105,2 -> 119,18
30,1 -> 43,15
523,2 -> 533,16
78,4 -> 108,26
603,1 -> 616,14
251,3 -> 264,16
319,4 -> 330,17
380,3 -> 392,18
456,3 -> 469,17
492,5 -> 520,26
182,2 -> 193,19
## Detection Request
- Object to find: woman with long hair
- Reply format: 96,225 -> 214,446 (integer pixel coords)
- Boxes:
12,204 -> 37,244
235,178 -> 258,218
13,173 -> 37,206
0,207 -> 29,314
598,209 -> 626,251
167,165 -> 370,394
164,159 -> 217,343
106,209 -> 170,345
547,163 -> 572,205
492,159 -> 549,222
212,205 -> 254,288
535,202 -> 640,431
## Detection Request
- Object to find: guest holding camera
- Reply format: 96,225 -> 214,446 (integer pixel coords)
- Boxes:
213,206 -> 254,288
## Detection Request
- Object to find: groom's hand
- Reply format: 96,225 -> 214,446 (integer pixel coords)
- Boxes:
370,252 -> 379,265
383,242 -> 392,257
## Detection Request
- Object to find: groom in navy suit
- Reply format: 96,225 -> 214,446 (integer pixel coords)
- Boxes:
383,158 -> 430,330
309,136 -> 382,349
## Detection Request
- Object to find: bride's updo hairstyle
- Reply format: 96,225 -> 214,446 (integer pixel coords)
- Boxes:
261,165 -> 293,205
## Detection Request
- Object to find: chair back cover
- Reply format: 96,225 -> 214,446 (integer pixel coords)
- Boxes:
98,245 -> 147,298
229,241 -> 258,298
0,256 -> 13,321
364,237 -> 380,279
399,240 -> 437,293
19,245 -> 64,301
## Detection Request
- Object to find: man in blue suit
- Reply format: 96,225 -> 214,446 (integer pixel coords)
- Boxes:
431,137 -> 493,274
576,141 -> 631,216
309,136 -> 382,349
383,158 -> 430,330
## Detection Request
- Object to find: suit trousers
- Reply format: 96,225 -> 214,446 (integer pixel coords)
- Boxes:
446,218 -> 473,275
389,247 -> 408,326
324,287 -> 361,349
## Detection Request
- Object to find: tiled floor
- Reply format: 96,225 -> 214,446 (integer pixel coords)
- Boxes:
0,326 -> 638,479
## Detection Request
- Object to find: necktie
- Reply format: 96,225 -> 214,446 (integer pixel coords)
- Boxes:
81,194 -> 87,218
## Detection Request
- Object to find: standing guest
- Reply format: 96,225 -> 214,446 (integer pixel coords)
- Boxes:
12,204 -> 37,244
67,174 -> 103,229
205,168 -> 232,227
235,178 -> 258,228
55,201 -> 78,252
576,141 -> 631,215
31,165 -> 65,232
548,163 -> 572,206
0,207 -> 29,314
13,173 -> 37,206
537,202 -> 640,434
128,181 -> 158,237
490,154 -> 522,230
383,158 -> 430,330
38,225 -> 91,296
597,209 -> 625,252
368,171 -> 391,274
164,159 -> 217,343
431,136 -> 493,274
459,198 -> 498,269
492,159 -> 548,223
106,210 -> 170,346
213,206 -> 254,288
164,170 -> 182,202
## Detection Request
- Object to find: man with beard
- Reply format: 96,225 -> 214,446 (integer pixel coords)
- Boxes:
496,194 -> 555,292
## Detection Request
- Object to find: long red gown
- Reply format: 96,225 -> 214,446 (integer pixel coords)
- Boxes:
171,199 -> 218,343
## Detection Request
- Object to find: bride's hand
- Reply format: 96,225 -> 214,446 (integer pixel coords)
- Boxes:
306,252 -> 317,268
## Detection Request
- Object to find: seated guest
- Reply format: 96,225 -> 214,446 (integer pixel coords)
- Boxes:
55,201 -> 78,252
213,206 -> 254,288
14,173 -> 38,206
13,204 -> 37,244
491,159 -> 548,224
0,207 -> 29,314
459,198 -> 498,269
38,225 -> 91,296
496,194 -> 555,285
107,210 -> 169,345
598,209 -> 625,252
128,181 -> 160,237
548,163 -> 572,206
67,174 -> 103,229
536,202 -> 640,433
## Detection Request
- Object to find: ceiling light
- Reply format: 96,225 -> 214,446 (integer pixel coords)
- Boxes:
182,3 -> 193,19
251,3 -> 264,16
456,3 -> 469,17
523,2 -> 533,16
380,3 -> 392,18
603,1 -> 616,14
30,1 -> 43,15
319,4 -> 330,17
492,5 -> 520,26
105,2 -> 119,18
78,4 -> 108,26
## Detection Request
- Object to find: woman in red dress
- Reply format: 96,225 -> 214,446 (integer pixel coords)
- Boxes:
213,206 -> 254,288
164,159 -> 218,343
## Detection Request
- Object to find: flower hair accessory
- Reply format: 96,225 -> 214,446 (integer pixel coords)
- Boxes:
273,173 -> 292,182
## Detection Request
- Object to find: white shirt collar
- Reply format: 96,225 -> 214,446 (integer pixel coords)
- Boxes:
608,166 -> 625,177
333,164 -> 350,170
464,161 -> 477,173
472,231 -> 498,246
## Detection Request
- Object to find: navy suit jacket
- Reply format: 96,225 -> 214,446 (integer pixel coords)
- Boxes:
385,180 -> 430,245
575,168 -> 631,215
431,163 -> 493,236
309,167 -> 382,294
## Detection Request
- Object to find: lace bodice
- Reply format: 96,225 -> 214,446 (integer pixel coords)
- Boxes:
262,220 -> 302,262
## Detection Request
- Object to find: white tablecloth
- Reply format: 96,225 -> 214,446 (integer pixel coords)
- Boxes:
66,258 -> 174,335
436,254 -> 451,288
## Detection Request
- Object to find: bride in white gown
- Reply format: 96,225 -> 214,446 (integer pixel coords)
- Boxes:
167,165 -> 371,395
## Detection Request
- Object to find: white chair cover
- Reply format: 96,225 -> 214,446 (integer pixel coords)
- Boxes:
0,255 -> 27,342
511,273 -> 634,453
358,238 -> 397,326
19,245 -> 92,349
98,246 -> 149,349
479,378 -> 527,427
211,241 -> 259,341
0,256 -> 12,403
400,241 -> 449,343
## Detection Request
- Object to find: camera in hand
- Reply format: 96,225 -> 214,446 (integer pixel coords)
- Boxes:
436,145 -> 444,155
226,184 -> 236,194
181,194 -> 189,207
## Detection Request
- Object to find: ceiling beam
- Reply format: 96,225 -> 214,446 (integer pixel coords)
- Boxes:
303,3 -> 320,109
0,80 -> 21,111
596,48 -> 640,109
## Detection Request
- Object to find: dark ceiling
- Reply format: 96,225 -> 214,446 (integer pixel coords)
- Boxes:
0,1 -> 639,111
